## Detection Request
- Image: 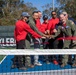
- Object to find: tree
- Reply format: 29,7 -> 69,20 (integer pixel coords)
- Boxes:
0,0 -> 37,25
42,0 -> 76,20
57,0 -> 76,20
42,2 -> 59,19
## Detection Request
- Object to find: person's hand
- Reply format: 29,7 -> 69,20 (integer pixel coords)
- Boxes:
43,34 -> 51,38
49,35 -> 54,39
73,41 -> 76,44
46,30 -> 50,35
53,29 -> 57,33
41,36 -> 46,39
44,31 -> 48,34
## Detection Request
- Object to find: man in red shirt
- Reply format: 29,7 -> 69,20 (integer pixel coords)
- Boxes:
47,11 -> 59,65
47,11 -> 59,49
36,10 -> 42,31
12,12 -> 44,70
47,11 -> 59,37
47,11 -> 59,35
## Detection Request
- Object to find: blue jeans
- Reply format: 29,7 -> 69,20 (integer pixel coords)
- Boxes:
33,38 -> 41,63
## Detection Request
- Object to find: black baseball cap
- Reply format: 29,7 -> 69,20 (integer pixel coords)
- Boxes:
43,15 -> 48,20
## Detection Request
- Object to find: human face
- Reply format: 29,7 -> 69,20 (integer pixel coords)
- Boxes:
63,14 -> 68,20
23,16 -> 29,22
33,13 -> 39,20
38,12 -> 42,19
52,12 -> 57,18
59,14 -> 66,24
44,19 -> 48,24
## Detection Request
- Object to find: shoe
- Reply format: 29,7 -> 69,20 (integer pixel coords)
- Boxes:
46,61 -> 50,64
28,64 -> 34,68
61,64 -> 66,68
72,63 -> 76,67
34,62 -> 42,66
18,67 -> 27,70
11,64 -> 17,69
53,60 -> 58,65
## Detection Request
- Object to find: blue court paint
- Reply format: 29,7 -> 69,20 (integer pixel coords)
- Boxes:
0,55 -> 76,73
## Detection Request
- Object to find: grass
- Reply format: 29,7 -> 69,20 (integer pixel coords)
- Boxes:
0,55 -> 6,63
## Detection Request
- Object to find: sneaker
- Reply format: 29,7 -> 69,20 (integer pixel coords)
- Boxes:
18,67 -> 27,70
28,64 -> 34,68
53,60 -> 58,65
34,62 -> 42,66
61,64 -> 66,68
11,64 -> 17,69
72,63 -> 76,67
46,61 -> 50,64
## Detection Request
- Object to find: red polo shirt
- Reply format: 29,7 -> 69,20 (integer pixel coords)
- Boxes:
47,18 -> 59,34
36,19 -> 41,31
40,22 -> 48,33
14,20 -> 41,42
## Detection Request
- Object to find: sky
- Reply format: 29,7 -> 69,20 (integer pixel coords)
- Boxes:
24,0 -> 57,22
24,0 -> 57,12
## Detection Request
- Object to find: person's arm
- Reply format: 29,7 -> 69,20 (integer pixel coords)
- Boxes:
70,22 -> 76,36
51,26 -> 61,38
24,23 -> 42,38
69,21 -> 76,44
28,19 -> 44,36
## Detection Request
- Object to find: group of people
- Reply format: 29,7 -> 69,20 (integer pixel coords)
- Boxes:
11,10 -> 76,70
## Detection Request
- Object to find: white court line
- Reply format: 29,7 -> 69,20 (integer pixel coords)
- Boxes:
0,56 -> 7,64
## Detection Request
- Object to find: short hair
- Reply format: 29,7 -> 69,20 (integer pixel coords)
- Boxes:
32,10 -> 38,15
61,11 -> 68,16
38,10 -> 41,12
32,10 -> 41,15
51,11 -> 56,15
61,11 -> 68,15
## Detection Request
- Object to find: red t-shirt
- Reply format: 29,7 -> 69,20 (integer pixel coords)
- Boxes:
14,20 -> 41,42
36,19 -> 41,31
40,22 -> 48,33
47,18 -> 59,34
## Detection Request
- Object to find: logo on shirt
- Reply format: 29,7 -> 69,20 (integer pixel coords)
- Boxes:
65,26 -> 69,29
61,26 -> 65,29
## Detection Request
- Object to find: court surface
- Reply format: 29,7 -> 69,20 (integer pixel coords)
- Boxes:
0,55 -> 76,75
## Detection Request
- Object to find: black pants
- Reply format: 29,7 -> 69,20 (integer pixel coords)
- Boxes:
42,39 -> 50,62
16,40 -> 26,49
49,39 -> 63,49
42,39 -> 49,49
12,40 -> 26,67
49,39 -> 63,62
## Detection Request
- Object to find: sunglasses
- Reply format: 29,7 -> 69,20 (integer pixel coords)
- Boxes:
64,14 -> 67,16
24,16 -> 29,18
52,14 -> 56,15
